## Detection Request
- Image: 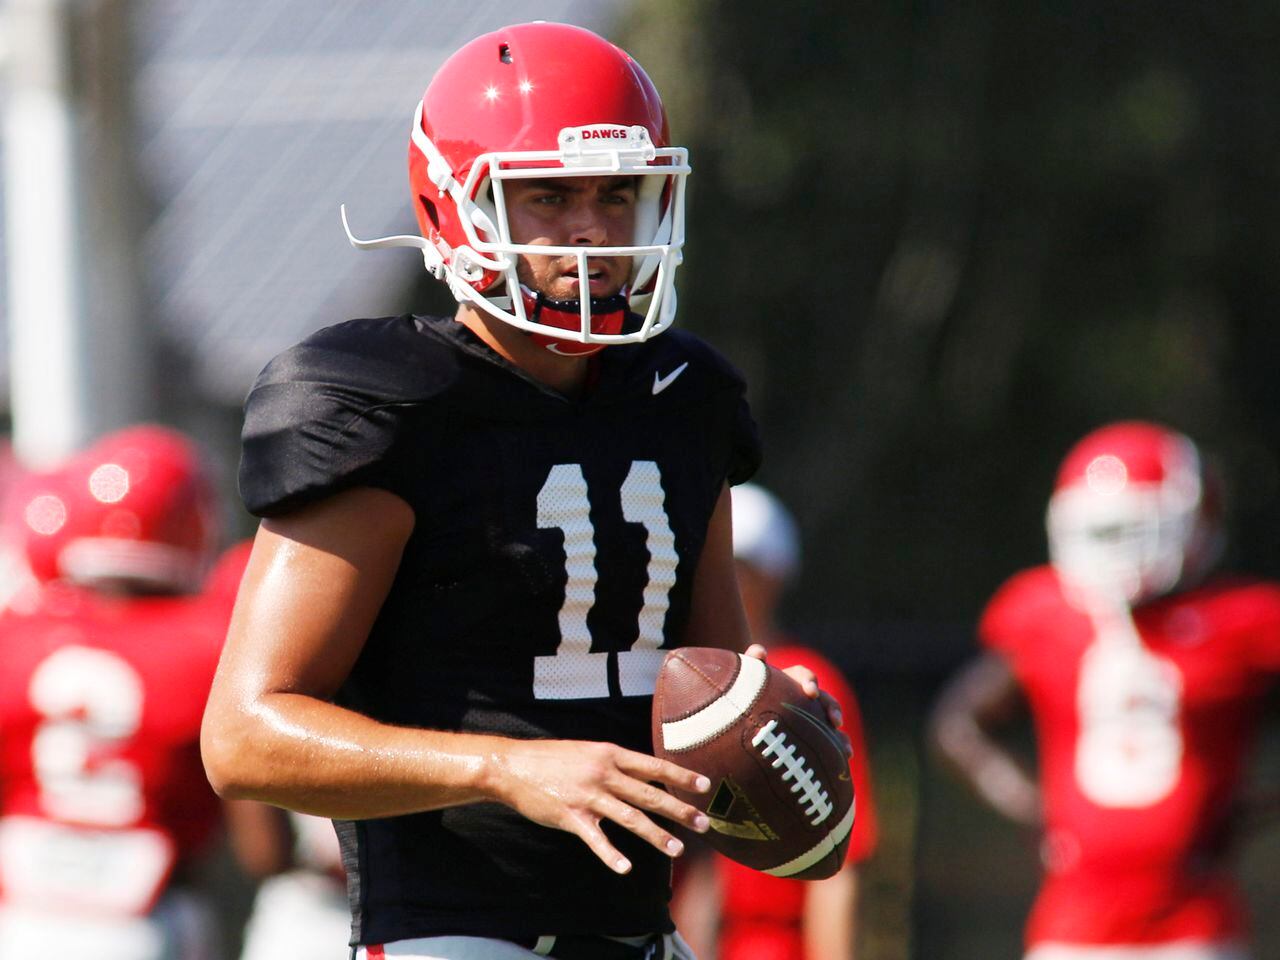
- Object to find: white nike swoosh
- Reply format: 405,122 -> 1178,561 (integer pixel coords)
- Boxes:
652,362 -> 689,395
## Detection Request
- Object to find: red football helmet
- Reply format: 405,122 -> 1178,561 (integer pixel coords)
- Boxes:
17,425 -> 218,593
1046,421 -> 1222,607
342,21 -> 689,354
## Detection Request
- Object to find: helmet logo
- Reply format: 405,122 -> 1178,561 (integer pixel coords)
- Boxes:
1085,455 -> 1128,496
559,125 -> 657,164
88,464 -> 131,503
25,495 -> 68,536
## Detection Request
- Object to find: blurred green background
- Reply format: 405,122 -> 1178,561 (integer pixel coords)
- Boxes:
611,2 -> 1280,957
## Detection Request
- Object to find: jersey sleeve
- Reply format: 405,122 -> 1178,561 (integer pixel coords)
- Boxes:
1233,580 -> 1280,673
728,393 -> 762,486
239,320 -> 421,517
977,567 -> 1054,662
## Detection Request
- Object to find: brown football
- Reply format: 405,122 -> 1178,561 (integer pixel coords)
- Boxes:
652,647 -> 855,880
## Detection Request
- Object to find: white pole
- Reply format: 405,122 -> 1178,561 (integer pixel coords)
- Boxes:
3,0 -> 153,469
4,0 -> 86,467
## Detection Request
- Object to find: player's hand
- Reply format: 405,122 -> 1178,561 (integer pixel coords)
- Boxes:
745,643 -> 853,758
485,739 -> 712,875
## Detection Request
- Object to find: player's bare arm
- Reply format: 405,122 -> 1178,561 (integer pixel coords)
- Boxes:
683,483 -> 752,652
221,800 -> 295,881
929,652 -> 1041,826
804,867 -> 860,960
201,486 -> 711,874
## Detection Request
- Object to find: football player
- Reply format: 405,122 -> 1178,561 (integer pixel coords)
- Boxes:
0,426 -> 235,960
672,483 -> 879,960
930,421 -> 1280,960
201,21 -> 847,960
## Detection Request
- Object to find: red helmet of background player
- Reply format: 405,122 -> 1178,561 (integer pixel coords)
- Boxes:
1046,421 -> 1223,607
18,425 -> 218,593
342,21 -> 690,355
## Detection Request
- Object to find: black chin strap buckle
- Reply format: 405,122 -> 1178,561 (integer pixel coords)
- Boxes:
529,291 -> 629,322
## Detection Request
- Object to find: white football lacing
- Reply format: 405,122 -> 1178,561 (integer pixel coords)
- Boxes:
752,719 -> 833,826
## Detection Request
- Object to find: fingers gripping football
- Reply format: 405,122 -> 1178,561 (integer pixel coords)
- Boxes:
749,645 -> 852,756
653,647 -> 857,880
488,739 -> 710,874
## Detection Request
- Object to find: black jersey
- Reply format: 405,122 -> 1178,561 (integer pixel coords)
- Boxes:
239,315 -> 760,945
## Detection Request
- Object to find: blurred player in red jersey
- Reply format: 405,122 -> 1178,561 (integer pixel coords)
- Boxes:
0,426 -> 239,960
931,421 -> 1280,960
673,483 -> 879,960
0,439 -> 35,607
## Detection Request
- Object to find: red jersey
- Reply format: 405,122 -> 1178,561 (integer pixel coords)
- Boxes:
0,584 -> 233,917
980,566 -> 1280,948
203,538 -> 253,607
716,645 -> 879,960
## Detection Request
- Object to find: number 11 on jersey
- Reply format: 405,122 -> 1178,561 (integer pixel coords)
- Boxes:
533,461 -> 678,701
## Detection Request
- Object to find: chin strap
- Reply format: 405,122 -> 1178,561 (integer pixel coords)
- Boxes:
522,288 -> 628,357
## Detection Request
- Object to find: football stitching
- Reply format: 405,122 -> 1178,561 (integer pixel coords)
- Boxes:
751,719 -> 833,826
660,654 -> 768,751
678,651 -> 731,698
